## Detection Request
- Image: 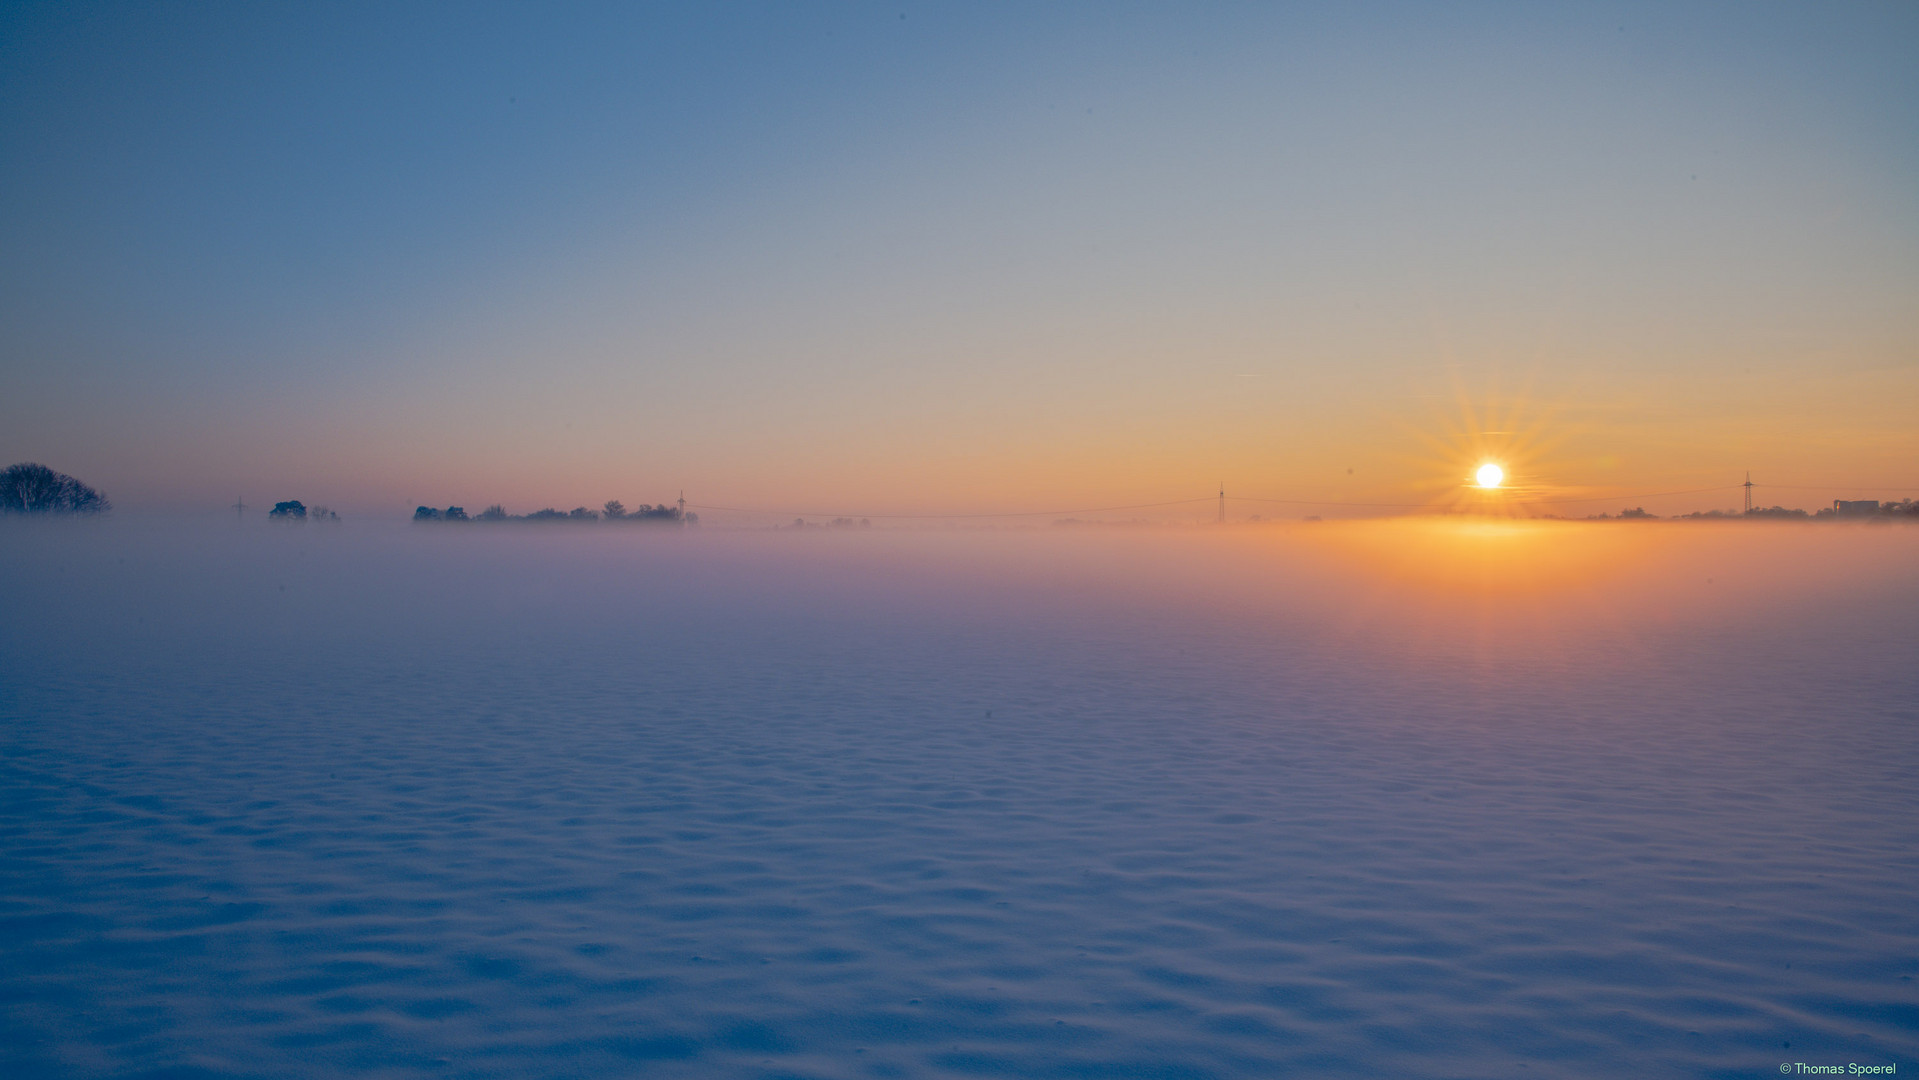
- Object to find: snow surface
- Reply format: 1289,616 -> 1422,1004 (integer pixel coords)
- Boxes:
2,517 -> 1915,1079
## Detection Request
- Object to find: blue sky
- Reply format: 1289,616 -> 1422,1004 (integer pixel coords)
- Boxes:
4,2 -> 1915,514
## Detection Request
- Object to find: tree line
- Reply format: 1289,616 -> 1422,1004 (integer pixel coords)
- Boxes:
414,500 -> 693,524
266,500 -> 340,521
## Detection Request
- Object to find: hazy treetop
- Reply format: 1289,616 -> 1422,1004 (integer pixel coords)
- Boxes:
0,463 -> 109,514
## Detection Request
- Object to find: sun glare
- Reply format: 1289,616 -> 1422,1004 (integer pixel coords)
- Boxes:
1402,379 -> 1566,516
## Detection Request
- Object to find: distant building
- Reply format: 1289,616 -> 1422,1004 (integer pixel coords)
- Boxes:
1833,499 -> 1880,516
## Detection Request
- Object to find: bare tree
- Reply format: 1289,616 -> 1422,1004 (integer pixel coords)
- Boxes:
0,463 -> 109,514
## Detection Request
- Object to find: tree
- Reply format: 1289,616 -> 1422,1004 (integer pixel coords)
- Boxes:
412,506 -> 441,521
0,462 -> 109,514
478,505 -> 508,521
271,500 -> 308,520
603,500 -> 626,520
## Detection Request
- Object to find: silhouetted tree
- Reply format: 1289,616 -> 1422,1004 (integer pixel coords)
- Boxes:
453,500 -> 689,523
412,505 -> 440,522
270,500 -> 308,520
0,462 -> 109,514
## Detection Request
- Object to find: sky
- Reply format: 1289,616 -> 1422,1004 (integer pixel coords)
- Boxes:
3,1 -> 1916,518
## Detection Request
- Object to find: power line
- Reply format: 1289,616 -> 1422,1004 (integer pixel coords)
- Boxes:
685,497 -> 1217,521
1228,495 -> 1430,508
1753,482 -> 1919,491
1526,485 -> 1740,505
1228,488 -> 1743,508
689,479 -> 1896,523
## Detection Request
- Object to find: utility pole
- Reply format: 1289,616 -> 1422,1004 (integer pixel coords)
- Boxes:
1743,472 -> 1753,515
1218,482 -> 1225,524
678,490 -> 686,518
232,495 -> 246,522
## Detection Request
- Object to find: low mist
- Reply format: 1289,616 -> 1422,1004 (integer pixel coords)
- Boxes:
4,516 -> 1914,1077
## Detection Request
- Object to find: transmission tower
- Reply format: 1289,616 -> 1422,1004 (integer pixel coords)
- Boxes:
232,495 -> 247,521
1218,482 -> 1225,524
1742,472 -> 1753,515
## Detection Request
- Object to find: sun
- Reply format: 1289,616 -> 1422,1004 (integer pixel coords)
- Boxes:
1399,376 -> 1570,515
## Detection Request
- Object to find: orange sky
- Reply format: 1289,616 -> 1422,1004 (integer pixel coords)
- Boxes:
3,5 -> 1915,518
